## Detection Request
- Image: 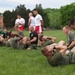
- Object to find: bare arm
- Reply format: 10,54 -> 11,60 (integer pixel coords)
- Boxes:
19,23 -> 25,26
28,18 -> 31,27
59,48 -> 67,56
4,36 -> 10,41
55,45 -> 67,50
47,36 -> 56,42
67,40 -> 75,49
54,45 -> 67,55
30,37 -> 37,43
40,20 -> 44,27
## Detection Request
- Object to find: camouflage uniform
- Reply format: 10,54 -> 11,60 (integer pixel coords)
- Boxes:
42,39 -> 53,47
67,31 -> 75,49
10,37 -> 25,50
48,50 -> 75,66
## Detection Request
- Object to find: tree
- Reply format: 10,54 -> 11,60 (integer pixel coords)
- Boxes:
44,8 -> 61,29
15,4 -> 28,28
60,3 -> 75,26
35,4 -> 42,9
3,10 -> 12,27
0,13 -> 2,15
35,4 -> 50,28
3,4 -> 31,28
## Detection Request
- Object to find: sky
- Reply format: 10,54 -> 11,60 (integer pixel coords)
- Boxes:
0,0 -> 75,13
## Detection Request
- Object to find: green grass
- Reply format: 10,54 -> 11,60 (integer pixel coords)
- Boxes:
0,30 -> 75,75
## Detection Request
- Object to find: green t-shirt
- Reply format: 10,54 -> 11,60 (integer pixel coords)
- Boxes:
0,31 -> 5,38
0,30 -> 4,34
67,31 -> 74,47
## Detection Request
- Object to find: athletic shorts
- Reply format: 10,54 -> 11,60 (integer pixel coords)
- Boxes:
35,26 -> 42,34
18,25 -> 24,31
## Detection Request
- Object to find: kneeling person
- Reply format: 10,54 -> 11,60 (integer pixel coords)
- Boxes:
63,26 -> 75,50
27,26 -> 38,50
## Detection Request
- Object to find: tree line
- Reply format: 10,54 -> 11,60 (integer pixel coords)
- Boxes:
44,2 -> 75,29
1,2 -> 75,29
2,4 -> 49,28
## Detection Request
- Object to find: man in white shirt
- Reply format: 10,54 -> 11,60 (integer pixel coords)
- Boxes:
33,9 -> 44,46
33,9 -> 44,34
14,14 -> 25,36
28,13 -> 35,27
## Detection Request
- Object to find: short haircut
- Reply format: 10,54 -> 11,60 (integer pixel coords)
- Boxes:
63,26 -> 70,29
29,12 -> 33,16
33,9 -> 38,12
69,18 -> 75,26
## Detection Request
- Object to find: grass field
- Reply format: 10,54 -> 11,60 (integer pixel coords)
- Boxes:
0,30 -> 75,75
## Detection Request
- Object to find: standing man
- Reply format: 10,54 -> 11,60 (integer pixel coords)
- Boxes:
33,9 -> 44,46
32,9 -> 44,34
14,14 -> 25,36
28,13 -> 35,28
63,26 -> 75,49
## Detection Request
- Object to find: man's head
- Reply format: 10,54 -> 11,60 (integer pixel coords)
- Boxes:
32,9 -> 38,16
29,13 -> 33,18
29,26 -> 34,32
63,26 -> 70,34
69,19 -> 75,30
17,14 -> 21,19
41,45 -> 54,58
4,28 -> 8,33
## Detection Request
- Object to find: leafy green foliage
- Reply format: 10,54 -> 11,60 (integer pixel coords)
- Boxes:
60,2 -> 75,26
2,2 -> 75,29
3,5 -> 31,28
44,8 -> 61,29
3,11 -> 12,27
3,4 -> 49,28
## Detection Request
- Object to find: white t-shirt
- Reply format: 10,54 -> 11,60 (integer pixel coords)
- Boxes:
15,18 -> 25,27
35,14 -> 43,26
29,16 -> 35,26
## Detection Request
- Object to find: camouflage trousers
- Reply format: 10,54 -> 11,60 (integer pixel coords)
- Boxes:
10,38 -> 25,50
